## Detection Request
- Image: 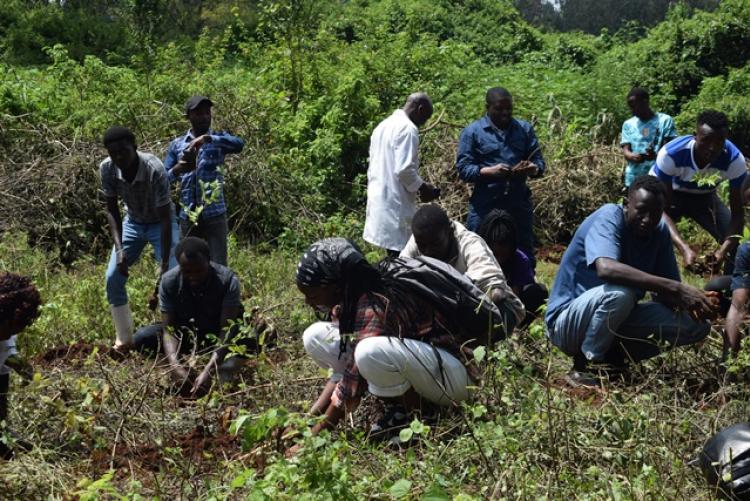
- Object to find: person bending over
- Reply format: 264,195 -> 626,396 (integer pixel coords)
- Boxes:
134,237 -> 253,397
289,238 -> 483,455
477,209 -> 548,327
545,176 -> 718,388
400,204 -> 525,331
0,273 -> 40,459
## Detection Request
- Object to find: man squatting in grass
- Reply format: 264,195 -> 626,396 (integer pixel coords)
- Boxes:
164,95 -> 245,267
545,175 -> 719,388
477,209 -> 548,327
363,92 -> 440,257
456,87 -> 545,268
620,87 -> 677,189
399,204 -> 526,330
133,237 -> 253,398
289,238 -> 500,455
101,126 -> 179,351
723,241 -> 750,358
0,273 -> 41,460
649,110 -> 748,271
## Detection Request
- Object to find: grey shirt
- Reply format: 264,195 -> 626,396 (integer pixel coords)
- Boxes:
159,263 -> 242,334
99,152 -> 172,224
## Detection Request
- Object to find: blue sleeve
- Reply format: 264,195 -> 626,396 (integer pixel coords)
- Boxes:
620,121 -> 633,146
584,207 -> 622,267
164,141 -> 180,184
732,243 -> 750,291
211,132 -> 244,154
455,125 -> 482,183
656,226 -> 680,282
525,124 -> 545,174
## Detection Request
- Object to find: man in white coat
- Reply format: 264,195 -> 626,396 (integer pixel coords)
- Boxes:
363,92 -> 440,255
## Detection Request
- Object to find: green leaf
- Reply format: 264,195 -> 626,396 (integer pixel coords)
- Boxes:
229,414 -> 251,436
399,428 -> 414,442
421,484 -> 451,501
473,346 -> 486,363
390,478 -> 412,499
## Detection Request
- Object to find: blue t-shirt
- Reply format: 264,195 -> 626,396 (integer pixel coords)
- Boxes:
621,112 -> 677,187
731,243 -> 750,291
544,204 -> 680,327
650,135 -> 747,194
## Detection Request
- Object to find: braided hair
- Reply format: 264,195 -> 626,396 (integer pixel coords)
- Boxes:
296,239 -> 424,347
477,209 -> 518,250
0,272 -> 41,331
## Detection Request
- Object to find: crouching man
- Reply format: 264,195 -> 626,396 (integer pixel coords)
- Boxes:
134,237 -> 253,397
545,176 -> 718,388
289,238 -> 489,455
400,204 -> 525,332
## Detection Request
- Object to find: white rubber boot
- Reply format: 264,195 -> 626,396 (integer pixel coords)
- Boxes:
111,304 -> 134,350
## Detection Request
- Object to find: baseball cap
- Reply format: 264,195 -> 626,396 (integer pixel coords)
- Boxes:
185,95 -> 213,114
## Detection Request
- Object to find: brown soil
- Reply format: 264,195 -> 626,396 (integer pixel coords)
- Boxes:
90,424 -> 240,474
35,341 -> 123,367
536,244 -> 568,264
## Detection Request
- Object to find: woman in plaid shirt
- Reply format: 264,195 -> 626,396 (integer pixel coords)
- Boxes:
287,238 -> 474,455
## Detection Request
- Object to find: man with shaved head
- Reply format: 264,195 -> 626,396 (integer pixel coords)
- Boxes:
456,87 -> 546,268
364,92 -> 440,255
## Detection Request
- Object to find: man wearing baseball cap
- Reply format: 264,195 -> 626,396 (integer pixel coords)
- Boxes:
164,95 -> 244,265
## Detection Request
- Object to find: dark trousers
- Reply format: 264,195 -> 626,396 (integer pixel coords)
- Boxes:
518,282 -> 549,328
180,213 -> 229,266
134,321 -> 263,357
667,190 -> 735,273
0,373 -> 8,424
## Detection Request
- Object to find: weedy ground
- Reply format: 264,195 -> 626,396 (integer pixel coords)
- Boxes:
0,232 -> 746,501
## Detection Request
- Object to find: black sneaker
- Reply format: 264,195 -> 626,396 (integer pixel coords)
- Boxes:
369,404 -> 409,442
564,369 -> 601,389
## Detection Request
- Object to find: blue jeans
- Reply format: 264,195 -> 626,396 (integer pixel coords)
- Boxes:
548,284 -> 710,363
105,217 -> 179,306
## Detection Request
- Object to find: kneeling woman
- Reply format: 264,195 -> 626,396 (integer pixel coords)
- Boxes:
292,238 -> 475,451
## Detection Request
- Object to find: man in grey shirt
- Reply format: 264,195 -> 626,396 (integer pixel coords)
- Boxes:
134,237 -> 256,397
100,126 -> 179,351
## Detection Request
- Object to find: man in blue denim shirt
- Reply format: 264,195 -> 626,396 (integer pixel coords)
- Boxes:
164,96 -> 244,266
456,87 -> 545,268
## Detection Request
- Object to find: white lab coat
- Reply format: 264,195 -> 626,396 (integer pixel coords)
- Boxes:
363,109 -> 424,251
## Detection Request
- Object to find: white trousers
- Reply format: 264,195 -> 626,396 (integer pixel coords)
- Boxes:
302,322 -> 470,405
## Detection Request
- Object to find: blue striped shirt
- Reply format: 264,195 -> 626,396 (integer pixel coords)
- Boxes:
650,135 -> 747,194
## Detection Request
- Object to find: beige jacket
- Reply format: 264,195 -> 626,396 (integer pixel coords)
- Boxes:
400,221 -> 525,323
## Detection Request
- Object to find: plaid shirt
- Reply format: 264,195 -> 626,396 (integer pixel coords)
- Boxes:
100,152 -> 172,224
164,129 -> 244,221
332,293 -> 474,409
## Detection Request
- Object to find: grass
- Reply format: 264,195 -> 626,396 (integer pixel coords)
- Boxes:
0,230 -> 746,499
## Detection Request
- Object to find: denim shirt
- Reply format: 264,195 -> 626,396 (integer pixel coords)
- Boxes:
456,116 -> 545,208
164,129 -> 244,220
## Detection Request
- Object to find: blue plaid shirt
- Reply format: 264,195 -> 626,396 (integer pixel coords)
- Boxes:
164,129 -> 244,220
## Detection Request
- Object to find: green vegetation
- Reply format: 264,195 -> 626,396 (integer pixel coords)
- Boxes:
1,0 -> 750,498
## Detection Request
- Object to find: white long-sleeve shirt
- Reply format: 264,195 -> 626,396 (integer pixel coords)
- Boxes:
363,109 -> 424,251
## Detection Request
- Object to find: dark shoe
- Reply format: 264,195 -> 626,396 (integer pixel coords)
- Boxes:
368,404 -> 409,442
564,369 -> 601,389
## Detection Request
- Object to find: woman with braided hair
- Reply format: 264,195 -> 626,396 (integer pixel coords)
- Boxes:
478,208 -> 548,327
288,238 -> 473,455
0,272 -> 41,459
